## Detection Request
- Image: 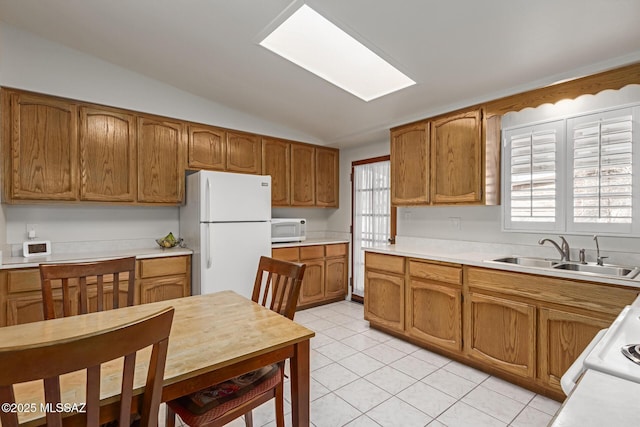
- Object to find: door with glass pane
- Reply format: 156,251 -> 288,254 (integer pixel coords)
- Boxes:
352,157 -> 396,300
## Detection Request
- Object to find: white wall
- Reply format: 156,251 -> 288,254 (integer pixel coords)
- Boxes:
0,22 -> 324,251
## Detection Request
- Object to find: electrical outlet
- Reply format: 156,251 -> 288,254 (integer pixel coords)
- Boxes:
26,223 -> 37,239
449,217 -> 461,230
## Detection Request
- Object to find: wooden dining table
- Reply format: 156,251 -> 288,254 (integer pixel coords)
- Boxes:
2,291 -> 315,426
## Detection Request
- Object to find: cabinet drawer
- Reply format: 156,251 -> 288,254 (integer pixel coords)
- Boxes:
272,247 -> 299,261
7,269 -> 41,293
365,252 -> 405,274
300,245 -> 324,260
326,243 -> 348,257
409,260 -> 461,285
139,256 -> 187,278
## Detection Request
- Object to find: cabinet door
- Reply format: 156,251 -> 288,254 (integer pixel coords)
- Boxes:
465,292 -> 536,379
315,147 -> 339,207
140,276 -> 188,304
390,123 -> 429,205
298,259 -> 325,306
325,256 -> 348,299
431,109 -> 482,204
539,307 -> 612,394
6,291 -> 72,326
79,106 -> 136,201
8,92 -> 78,201
226,131 -> 261,174
262,138 -> 290,206
137,116 -> 185,203
291,143 -> 315,206
188,125 -> 226,170
406,279 -> 462,351
365,270 -> 404,332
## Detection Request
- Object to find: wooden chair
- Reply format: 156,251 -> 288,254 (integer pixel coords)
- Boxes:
166,256 -> 306,427
39,256 -> 137,320
0,306 -> 174,427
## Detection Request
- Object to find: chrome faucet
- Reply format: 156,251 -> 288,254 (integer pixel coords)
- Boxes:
593,235 -> 608,266
538,236 -> 571,261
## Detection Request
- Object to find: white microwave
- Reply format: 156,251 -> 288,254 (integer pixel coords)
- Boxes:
271,218 -> 306,243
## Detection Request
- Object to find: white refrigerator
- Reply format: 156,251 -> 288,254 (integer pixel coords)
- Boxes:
179,171 -> 272,298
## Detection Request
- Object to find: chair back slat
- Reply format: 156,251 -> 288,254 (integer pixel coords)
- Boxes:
0,386 -> 18,425
0,307 -> 174,427
85,365 -> 101,426
118,353 -> 136,427
43,376 -> 62,426
252,256 -> 306,320
40,257 -> 136,320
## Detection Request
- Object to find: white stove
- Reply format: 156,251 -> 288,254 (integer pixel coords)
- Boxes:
583,305 -> 640,382
561,304 -> 640,394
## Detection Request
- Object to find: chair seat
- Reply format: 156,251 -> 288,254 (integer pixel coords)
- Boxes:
168,364 -> 281,425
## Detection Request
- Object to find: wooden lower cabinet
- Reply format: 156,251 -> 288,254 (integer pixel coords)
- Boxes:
406,259 -> 462,351
464,292 -> 536,379
299,259 -> 325,306
538,307 -> 612,391
0,255 -> 191,327
325,256 -> 348,298
364,252 -> 639,400
364,252 -> 405,333
272,242 -> 349,309
365,270 -> 404,332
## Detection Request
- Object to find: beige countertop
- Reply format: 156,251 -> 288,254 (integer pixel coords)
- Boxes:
0,247 -> 193,270
363,243 -> 640,289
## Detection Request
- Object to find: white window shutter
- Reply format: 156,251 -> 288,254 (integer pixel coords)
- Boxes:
503,121 -> 564,232
568,108 -> 634,234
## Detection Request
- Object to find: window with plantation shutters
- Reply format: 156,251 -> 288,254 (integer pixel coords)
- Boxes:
503,88 -> 640,236
568,108 -> 634,233
503,121 -> 563,231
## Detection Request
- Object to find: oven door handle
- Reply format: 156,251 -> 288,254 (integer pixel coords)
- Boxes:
560,328 -> 609,395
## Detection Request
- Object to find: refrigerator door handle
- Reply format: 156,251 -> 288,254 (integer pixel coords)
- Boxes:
205,223 -> 212,269
205,177 -> 211,221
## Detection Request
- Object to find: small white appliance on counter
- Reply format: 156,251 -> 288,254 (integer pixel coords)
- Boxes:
271,218 -> 306,243
180,171 -> 272,298
23,240 -> 52,258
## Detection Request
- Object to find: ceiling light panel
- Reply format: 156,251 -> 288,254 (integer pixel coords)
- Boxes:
260,4 -> 415,101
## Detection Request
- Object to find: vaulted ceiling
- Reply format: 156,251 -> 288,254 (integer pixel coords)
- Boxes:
1,0 -> 639,148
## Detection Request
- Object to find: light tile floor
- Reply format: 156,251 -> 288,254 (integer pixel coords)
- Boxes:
165,300 -> 562,427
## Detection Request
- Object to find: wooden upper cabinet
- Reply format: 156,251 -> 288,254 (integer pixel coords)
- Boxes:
390,108 -> 499,206
79,106 -> 136,202
226,131 -> 261,174
6,91 -> 78,201
262,137 -> 290,206
390,122 -> 429,205
431,109 -> 482,204
137,116 -> 185,204
291,143 -> 315,206
188,124 -> 226,170
315,147 -> 339,207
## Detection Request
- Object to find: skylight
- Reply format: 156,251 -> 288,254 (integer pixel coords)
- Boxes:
259,4 -> 415,102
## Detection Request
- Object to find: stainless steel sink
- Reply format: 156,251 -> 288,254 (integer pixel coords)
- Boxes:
491,256 -> 560,268
553,262 -> 640,278
489,256 -> 640,279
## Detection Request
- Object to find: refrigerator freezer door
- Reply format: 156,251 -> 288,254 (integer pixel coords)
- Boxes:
197,221 -> 271,298
198,171 -> 271,222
